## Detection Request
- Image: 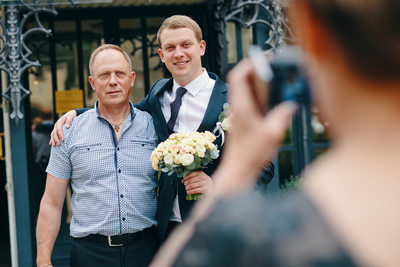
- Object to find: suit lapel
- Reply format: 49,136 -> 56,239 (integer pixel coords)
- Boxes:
197,73 -> 228,133
151,79 -> 173,142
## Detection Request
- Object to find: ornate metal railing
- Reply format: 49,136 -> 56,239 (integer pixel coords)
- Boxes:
224,0 -> 289,51
0,0 -> 113,123
212,0 -> 290,75
0,1 -> 58,124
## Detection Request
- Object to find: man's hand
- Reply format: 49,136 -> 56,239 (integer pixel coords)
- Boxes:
49,110 -> 77,147
182,171 -> 213,195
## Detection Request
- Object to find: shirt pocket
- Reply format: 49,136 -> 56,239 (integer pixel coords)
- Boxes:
70,143 -> 106,179
130,137 -> 158,150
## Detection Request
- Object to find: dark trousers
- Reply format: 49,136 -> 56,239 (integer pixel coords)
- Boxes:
70,232 -> 159,267
164,221 -> 181,242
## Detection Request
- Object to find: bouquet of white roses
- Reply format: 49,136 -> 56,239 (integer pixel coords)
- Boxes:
150,131 -> 220,200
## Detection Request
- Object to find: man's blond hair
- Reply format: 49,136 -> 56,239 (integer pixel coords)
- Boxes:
157,15 -> 203,47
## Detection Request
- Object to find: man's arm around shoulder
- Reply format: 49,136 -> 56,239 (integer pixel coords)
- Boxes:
36,174 -> 69,267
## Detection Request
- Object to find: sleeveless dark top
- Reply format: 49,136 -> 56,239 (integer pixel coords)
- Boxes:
173,190 -> 358,267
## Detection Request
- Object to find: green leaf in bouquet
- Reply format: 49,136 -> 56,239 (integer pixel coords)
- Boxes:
201,157 -> 210,166
186,160 -> 197,170
157,169 -> 161,181
174,165 -> 182,173
211,148 -> 220,159
161,167 -> 170,173
186,193 -> 202,201
194,155 -> 202,163
167,170 -> 175,176
183,168 -> 192,177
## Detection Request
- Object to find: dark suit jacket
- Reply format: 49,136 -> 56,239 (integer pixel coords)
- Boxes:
77,72 -> 274,240
135,72 -> 228,240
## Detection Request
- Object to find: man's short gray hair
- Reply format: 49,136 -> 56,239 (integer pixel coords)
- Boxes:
89,44 -> 132,76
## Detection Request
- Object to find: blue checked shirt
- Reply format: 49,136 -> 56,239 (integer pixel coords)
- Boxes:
46,102 -> 158,238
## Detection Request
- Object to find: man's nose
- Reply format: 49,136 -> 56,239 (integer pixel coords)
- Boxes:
174,46 -> 184,57
108,72 -> 118,84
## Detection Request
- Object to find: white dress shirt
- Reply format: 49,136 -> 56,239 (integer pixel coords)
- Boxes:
161,69 -> 216,133
160,69 -> 216,222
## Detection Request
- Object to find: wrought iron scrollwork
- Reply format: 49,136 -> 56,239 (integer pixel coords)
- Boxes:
0,1 -> 65,123
224,0 -> 288,51
212,0 -> 289,75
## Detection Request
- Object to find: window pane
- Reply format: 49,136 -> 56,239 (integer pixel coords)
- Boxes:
241,26 -> 253,58
282,123 -> 293,145
54,20 -> 79,94
120,18 -> 143,103
147,17 -> 164,93
81,19 -> 103,107
226,22 -> 238,64
277,150 -> 294,187
26,21 -> 53,125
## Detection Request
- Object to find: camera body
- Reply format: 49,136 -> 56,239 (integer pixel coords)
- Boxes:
249,46 -> 311,108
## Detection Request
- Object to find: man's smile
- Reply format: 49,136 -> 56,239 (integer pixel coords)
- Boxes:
174,60 -> 190,66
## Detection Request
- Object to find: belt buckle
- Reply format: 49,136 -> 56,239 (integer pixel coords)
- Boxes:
108,236 -> 123,247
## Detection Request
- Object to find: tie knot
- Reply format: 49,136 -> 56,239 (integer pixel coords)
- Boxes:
176,87 -> 187,97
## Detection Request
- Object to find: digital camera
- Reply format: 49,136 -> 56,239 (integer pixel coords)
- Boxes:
249,45 -> 312,108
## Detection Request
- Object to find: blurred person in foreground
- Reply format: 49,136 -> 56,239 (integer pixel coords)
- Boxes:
150,0 -> 400,266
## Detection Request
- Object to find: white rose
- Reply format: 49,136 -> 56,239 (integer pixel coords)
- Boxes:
221,118 -> 231,132
204,131 -> 216,142
196,145 -> 206,155
164,154 -> 174,165
180,154 -> 194,166
174,154 -> 181,165
152,158 -> 159,171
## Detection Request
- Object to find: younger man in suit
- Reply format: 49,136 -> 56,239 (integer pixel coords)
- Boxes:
50,15 -> 274,242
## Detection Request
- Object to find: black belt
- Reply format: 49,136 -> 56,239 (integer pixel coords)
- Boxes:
79,226 -> 157,247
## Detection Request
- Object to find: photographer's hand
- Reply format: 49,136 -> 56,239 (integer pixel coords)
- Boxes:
212,59 -> 297,196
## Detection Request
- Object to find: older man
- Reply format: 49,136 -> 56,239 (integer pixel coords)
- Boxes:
36,44 -> 159,267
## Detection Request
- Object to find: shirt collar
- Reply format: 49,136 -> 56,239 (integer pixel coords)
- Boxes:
172,68 -> 209,97
95,101 -> 136,121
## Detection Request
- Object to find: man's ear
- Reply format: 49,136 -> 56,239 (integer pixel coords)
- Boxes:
199,40 -> 206,56
130,72 -> 136,87
89,76 -> 95,91
158,48 -> 165,63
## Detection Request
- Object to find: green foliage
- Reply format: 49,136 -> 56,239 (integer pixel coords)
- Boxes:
281,175 -> 302,193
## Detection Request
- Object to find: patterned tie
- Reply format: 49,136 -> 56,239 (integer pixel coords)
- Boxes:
167,87 -> 187,132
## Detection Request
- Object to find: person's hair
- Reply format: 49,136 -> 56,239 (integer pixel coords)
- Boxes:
89,44 -> 132,75
305,0 -> 400,80
39,107 -> 52,120
157,15 -> 203,47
